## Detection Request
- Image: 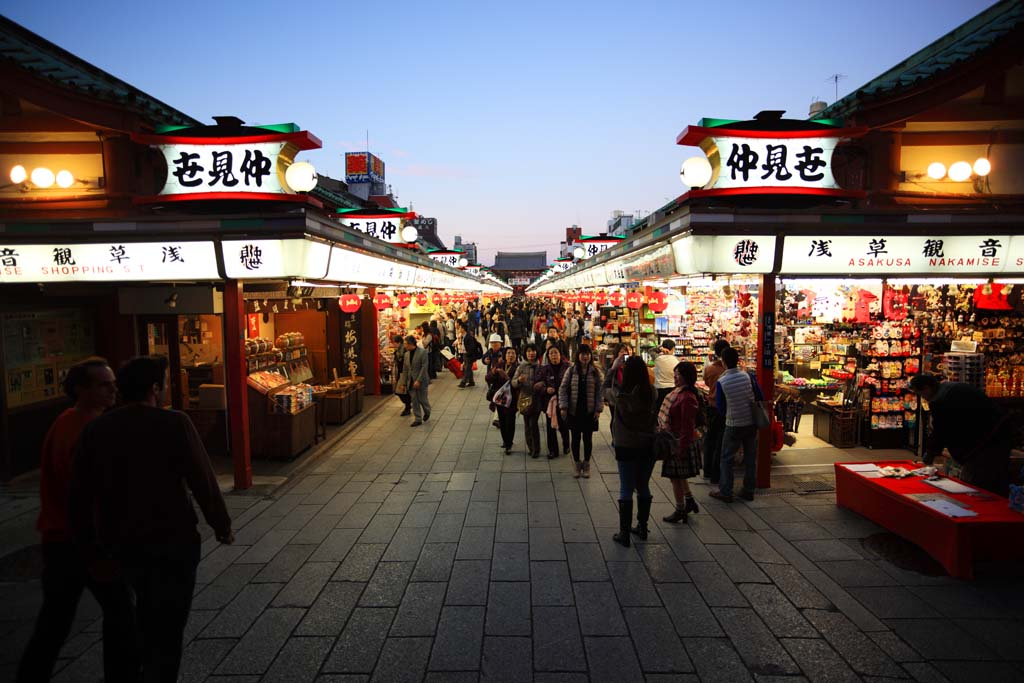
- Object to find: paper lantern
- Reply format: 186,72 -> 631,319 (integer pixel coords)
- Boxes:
626,291 -> 643,309
595,290 -> 608,305
609,291 -> 624,307
430,292 -> 443,306
442,292 -> 451,306
338,294 -> 361,313
579,291 -> 594,304
647,290 -> 668,313
373,292 -> 392,310
397,292 -> 412,308
415,292 -> 428,306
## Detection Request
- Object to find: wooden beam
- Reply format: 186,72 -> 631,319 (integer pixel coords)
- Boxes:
900,130 -> 1024,146
910,100 -> 1024,122
0,141 -> 102,154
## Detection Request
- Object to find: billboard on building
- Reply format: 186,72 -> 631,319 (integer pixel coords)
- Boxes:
345,152 -> 385,184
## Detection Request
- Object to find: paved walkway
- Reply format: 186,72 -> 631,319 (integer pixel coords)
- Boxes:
2,373 -> 1024,682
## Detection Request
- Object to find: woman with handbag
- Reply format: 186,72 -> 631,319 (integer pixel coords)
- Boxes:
533,346 -> 570,459
659,362 -> 702,524
558,345 -> 603,478
512,344 -> 542,458
490,347 -> 520,455
603,356 -> 657,547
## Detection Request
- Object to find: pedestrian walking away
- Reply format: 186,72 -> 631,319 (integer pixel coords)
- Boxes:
659,361 -> 703,524
17,358 -> 138,683
605,356 -> 658,546
458,322 -> 480,388
710,347 -> 764,503
69,356 -> 234,682
512,343 -> 542,458
398,336 -> 431,425
558,344 -> 603,478
653,338 -> 677,412
534,345 -> 571,458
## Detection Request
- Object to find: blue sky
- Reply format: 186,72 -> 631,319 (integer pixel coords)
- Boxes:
6,0 -> 995,264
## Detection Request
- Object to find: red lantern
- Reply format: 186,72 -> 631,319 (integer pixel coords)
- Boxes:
338,294 -> 361,313
579,291 -> 594,304
430,292 -> 443,306
442,292 -> 451,306
397,292 -> 412,308
595,290 -> 608,305
626,291 -> 643,309
609,291 -> 624,307
647,290 -> 668,314
373,292 -> 392,310
415,292 -> 428,306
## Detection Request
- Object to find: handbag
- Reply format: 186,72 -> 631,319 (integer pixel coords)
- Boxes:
492,381 -> 513,408
517,390 -> 535,415
749,374 -> 771,429
653,428 -> 679,461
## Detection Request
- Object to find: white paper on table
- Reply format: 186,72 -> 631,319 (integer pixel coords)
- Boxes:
841,463 -> 880,473
860,471 -> 885,478
920,499 -> 978,517
923,478 -> 975,494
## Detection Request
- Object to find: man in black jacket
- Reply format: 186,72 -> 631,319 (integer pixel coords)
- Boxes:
909,374 -> 1012,496
508,313 -> 527,354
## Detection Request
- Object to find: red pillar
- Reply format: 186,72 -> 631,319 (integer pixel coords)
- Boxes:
222,280 -> 252,490
756,274 -> 776,489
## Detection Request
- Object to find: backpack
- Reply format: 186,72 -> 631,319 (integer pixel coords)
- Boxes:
465,334 -> 482,361
684,387 -> 708,430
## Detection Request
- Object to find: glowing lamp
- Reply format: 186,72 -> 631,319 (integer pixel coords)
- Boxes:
284,161 -> 318,192
458,257 -> 468,268
56,170 -> 75,188
572,247 -> 585,259
973,158 -> 991,177
10,165 -> 27,184
679,155 -> 713,188
926,162 -> 946,180
31,167 -> 55,188
948,161 -> 972,182
401,226 -> 419,243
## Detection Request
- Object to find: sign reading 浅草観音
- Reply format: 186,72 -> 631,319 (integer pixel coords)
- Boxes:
781,235 -> 1024,274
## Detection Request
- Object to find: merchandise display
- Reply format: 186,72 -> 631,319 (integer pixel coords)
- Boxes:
244,333 -> 311,381
271,384 -> 315,414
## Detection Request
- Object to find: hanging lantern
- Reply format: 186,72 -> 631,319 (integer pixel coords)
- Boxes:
430,292 -> 443,306
609,290 -> 624,307
579,291 -> 594,305
442,292 -> 451,306
373,292 -> 393,310
647,290 -> 668,314
397,292 -> 412,308
415,292 -> 428,306
338,294 -> 361,314
595,290 -> 608,305
626,290 -> 643,309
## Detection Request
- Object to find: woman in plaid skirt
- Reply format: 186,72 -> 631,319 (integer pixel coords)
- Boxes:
659,362 -> 703,524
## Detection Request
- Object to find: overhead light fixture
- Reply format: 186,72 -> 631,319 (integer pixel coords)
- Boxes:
458,257 -> 469,268
947,161 -> 972,182
401,226 -> 419,243
164,292 -> 178,309
31,167 -> 55,188
973,158 -> 991,177
55,170 -> 75,188
573,247 -> 585,259
926,162 -> 946,180
9,165 -> 27,184
680,155 -> 713,188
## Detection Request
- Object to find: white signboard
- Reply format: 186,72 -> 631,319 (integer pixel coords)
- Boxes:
781,235 -> 1013,274
605,244 -> 675,284
673,235 -> 777,274
222,239 -> 331,279
158,142 -> 287,196
508,276 -> 533,286
0,241 -> 219,283
429,252 -> 463,268
709,136 -> 840,191
341,216 -> 405,243
576,240 -> 620,259
552,260 -> 573,273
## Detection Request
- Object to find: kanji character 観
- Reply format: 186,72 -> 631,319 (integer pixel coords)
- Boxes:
53,247 -> 75,266
922,239 -> 945,258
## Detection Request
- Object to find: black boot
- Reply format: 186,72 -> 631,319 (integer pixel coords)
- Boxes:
631,496 -> 652,540
684,496 -> 700,515
663,505 -> 687,524
613,499 -> 632,547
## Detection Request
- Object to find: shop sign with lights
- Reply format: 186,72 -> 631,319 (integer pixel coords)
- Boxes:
781,235 -> 1024,275
676,118 -> 867,198
605,244 -> 675,284
672,235 -> 777,275
573,236 -> 624,259
0,241 -> 219,283
338,209 -> 419,245
428,250 -> 467,268
132,124 -> 321,203
552,258 -> 574,273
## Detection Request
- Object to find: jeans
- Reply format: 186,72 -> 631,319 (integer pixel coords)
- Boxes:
616,452 -> 656,501
498,408 -> 517,448
720,424 -> 758,496
461,355 -> 474,385
17,542 -> 138,683
545,412 -> 570,455
570,411 -> 595,463
523,411 -> 541,455
411,385 -> 431,420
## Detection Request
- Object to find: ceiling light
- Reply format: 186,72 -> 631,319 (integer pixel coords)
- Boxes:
926,162 -> 946,180
56,170 -> 75,188
31,167 -> 55,188
948,161 -> 972,182
10,165 -> 27,184
973,158 -> 991,177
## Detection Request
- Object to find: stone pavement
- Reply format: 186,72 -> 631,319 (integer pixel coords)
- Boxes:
2,374 -> 1024,682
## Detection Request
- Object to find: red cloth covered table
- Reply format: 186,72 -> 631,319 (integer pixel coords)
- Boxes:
834,461 -> 1024,579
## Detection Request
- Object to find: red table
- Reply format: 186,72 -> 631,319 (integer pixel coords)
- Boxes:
834,461 -> 1024,579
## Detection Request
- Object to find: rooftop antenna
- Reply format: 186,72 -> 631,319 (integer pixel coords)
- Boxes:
826,74 -> 846,103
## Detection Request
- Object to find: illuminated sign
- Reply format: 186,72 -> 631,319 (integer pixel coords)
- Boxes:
345,152 -> 385,184
0,241 -> 219,283
428,251 -> 464,268
781,235 -> 1017,275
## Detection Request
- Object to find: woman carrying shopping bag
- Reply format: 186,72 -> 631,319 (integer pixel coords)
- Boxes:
490,347 -> 520,454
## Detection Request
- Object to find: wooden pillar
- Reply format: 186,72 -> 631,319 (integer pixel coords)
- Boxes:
361,288 -> 381,395
222,280 -> 252,490
756,274 -> 776,489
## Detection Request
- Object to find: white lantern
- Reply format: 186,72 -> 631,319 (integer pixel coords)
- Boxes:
31,167 -> 55,188
9,165 -> 27,184
401,226 -> 419,243
973,158 -> 991,177
284,161 -> 318,192
948,161 -> 972,182
680,156 -> 713,188
926,162 -> 946,180
458,257 -> 468,268
56,170 -> 75,188
573,246 -> 585,260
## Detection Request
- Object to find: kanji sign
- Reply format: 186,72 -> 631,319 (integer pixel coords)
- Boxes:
781,235 -> 1015,274
0,241 -> 218,283
341,216 -> 406,244
428,251 -> 463,267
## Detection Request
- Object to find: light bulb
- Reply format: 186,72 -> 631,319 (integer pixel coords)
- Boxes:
284,161 -> 318,192
31,167 -> 55,188
56,170 -> 74,188
948,161 -> 972,182
680,155 -> 713,187
573,247 -> 585,259
973,158 -> 991,177
926,162 -> 946,180
401,226 -> 419,242
458,258 -> 468,268
10,165 -> 27,184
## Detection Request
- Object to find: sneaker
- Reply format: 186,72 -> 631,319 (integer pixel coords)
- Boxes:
582,462 -> 591,479
738,490 -> 755,502
411,420 -> 423,427
709,490 -> 733,503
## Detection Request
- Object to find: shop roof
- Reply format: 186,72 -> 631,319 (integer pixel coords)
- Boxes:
492,251 -> 547,271
818,0 -> 1024,120
0,15 -> 198,129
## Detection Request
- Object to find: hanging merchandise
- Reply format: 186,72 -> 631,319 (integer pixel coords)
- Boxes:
339,294 -> 361,313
